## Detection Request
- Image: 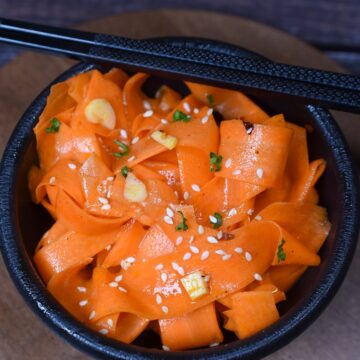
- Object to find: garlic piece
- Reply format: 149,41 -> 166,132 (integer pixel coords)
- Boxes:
85,98 -> 116,130
124,173 -> 147,202
180,271 -> 209,300
150,130 -> 177,150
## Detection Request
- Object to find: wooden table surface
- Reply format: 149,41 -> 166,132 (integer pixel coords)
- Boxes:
0,8 -> 359,360
1,0 -> 360,73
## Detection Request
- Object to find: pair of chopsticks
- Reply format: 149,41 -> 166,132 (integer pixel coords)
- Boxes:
0,17 -> 360,113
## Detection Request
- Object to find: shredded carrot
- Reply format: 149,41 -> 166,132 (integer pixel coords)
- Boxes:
30,68 -> 330,350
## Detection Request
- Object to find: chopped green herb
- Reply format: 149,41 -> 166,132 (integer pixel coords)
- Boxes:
45,118 -> 61,133
176,211 -> 189,231
210,152 -> 222,172
113,140 -> 129,158
121,166 -> 131,178
212,212 -> 223,229
277,239 -> 286,263
206,94 -> 215,107
172,110 -> 191,123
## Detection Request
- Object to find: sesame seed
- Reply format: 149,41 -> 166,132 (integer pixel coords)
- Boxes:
256,168 -> 264,179
204,275 -> 210,282
247,208 -> 254,216
191,184 -> 201,192
193,108 -> 199,114
155,264 -> 164,271
43,231 -> 49,239
209,342 -> 220,347
183,102 -> 191,112
101,204 -> 111,211
228,208 -> 237,217
164,216 -> 173,225
224,158 -> 232,168
131,136 -> 140,144
106,244 -> 112,251
175,236 -> 183,246
254,273 -> 263,281
120,129 -> 128,139
177,267 -> 185,276
77,286 -> 87,293
245,252 -> 253,262
232,169 -> 241,175
201,116 -> 209,124
161,119 -> 168,125
89,311 -> 96,320
215,249 -> 226,255
187,236 -> 194,245
118,286 -> 127,293
106,188 -> 112,198
171,262 -> 180,271
162,345 -> 170,351
174,190 -> 179,198
234,247 -> 243,254
98,197 -> 109,205
207,108 -> 213,116
255,215 -> 263,221
183,252 -> 192,261
49,176 -> 56,185
217,231 -> 223,239
161,273 -> 168,282
156,294 -> 162,304
115,275 -> 123,282
190,245 -> 200,254
106,176 -> 114,181
125,257 -> 136,264
198,225 -> 205,235
127,155 -> 136,162
79,300 -> 88,307
162,306 -> 169,314
109,282 -> 118,288
143,100 -> 152,110
120,260 -> 131,270
99,329 -> 108,335
209,215 -> 217,223
183,191 -> 190,200
143,110 -> 153,118
222,254 -> 232,261
107,318 -> 114,327
207,236 -> 218,244
201,250 -> 210,261
68,163 -> 77,170
166,208 -> 174,218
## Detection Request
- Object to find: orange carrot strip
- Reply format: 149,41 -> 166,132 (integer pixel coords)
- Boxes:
159,303 -> 223,350
217,120 -> 293,188
186,82 -> 269,123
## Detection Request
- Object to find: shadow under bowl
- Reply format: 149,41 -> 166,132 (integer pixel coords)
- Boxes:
0,38 -> 359,360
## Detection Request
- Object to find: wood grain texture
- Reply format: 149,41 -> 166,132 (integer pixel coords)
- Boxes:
0,0 -> 360,72
0,10 -> 359,360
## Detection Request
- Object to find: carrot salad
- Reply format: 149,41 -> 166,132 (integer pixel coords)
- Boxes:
29,68 -> 331,351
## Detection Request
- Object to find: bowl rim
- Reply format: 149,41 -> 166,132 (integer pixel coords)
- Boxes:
0,38 -> 359,360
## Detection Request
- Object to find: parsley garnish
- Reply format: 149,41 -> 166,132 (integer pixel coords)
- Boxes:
206,94 -> 215,107
172,110 -> 191,123
277,239 -> 286,263
212,212 -> 223,229
176,211 -> 189,231
210,152 -> 222,172
45,118 -> 61,133
121,166 -> 131,178
114,140 -> 129,158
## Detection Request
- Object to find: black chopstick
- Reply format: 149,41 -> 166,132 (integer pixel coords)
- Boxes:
0,17 -> 360,113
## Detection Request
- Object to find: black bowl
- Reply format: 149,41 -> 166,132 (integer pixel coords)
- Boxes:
0,38 -> 359,360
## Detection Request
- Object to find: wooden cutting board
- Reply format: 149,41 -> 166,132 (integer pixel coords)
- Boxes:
0,10 -> 358,360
